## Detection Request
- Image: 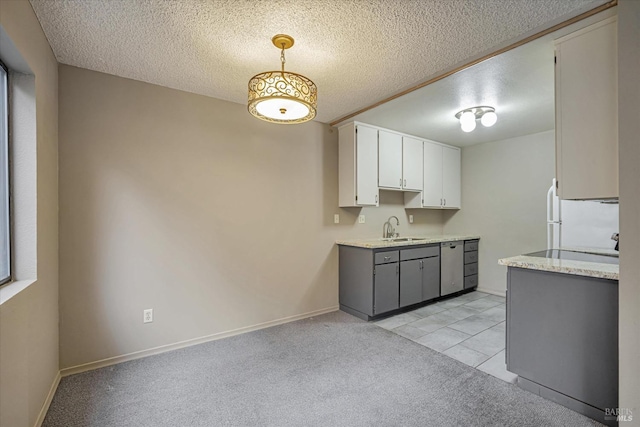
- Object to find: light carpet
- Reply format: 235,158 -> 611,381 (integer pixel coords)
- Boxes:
43,311 -> 601,426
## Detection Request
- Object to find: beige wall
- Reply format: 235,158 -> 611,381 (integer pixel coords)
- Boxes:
443,131 -> 555,295
0,1 -> 59,427
58,65 -> 444,369
618,0 -> 640,421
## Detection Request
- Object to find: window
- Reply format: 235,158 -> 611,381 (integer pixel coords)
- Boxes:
0,61 -> 9,285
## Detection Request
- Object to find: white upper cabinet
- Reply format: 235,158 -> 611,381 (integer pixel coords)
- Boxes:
378,131 -> 423,191
555,17 -> 618,200
442,146 -> 461,209
378,130 -> 403,189
339,122 -> 459,209
339,123 -> 379,207
405,140 -> 460,210
421,141 -> 443,207
402,136 -> 423,191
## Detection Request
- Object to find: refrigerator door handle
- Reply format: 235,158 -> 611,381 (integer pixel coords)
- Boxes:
547,184 -> 554,223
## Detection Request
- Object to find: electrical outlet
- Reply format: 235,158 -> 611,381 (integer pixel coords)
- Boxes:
358,215 -> 365,224
334,214 -> 340,224
143,309 -> 153,323
409,215 -> 414,224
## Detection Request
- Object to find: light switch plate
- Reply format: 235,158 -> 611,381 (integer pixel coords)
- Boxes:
358,215 -> 365,224
334,214 -> 340,224
409,215 -> 414,224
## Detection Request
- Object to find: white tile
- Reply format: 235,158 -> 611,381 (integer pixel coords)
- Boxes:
443,344 -> 492,367
485,295 -> 506,304
414,327 -> 471,352
411,304 -> 446,318
490,321 -> 506,334
460,327 -> 505,356
448,315 -> 500,336
408,311 -> 460,333
392,324 -> 429,340
476,305 -> 506,322
434,299 -> 467,309
463,298 -> 502,311
458,291 -> 490,302
477,350 -> 518,383
375,313 -> 421,330
442,305 -> 483,321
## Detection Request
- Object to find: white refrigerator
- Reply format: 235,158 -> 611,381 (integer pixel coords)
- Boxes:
546,179 -> 619,250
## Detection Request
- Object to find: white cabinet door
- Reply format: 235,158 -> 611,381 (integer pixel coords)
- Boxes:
356,125 -> 379,206
555,17 -> 617,200
402,137 -> 423,191
422,141 -> 443,208
442,146 -> 461,209
378,130 -> 402,189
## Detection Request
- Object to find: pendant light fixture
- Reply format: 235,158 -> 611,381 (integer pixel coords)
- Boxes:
455,106 -> 497,133
248,35 -> 317,124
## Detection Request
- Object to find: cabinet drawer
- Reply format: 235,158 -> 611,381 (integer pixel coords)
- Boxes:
464,251 -> 478,264
400,245 -> 439,261
464,263 -> 478,276
464,240 -> 479,252
464,274 -> 478,289
375,250 -> 399,265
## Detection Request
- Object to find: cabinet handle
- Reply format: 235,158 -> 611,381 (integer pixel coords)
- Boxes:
419,260 -> 423,269
396,265 -> 399,274
440,198 -> 443,206
375,195 -> 378,204
404,179 -> 406,187
384,256 -> 391,261
399,178 -> 402,186
444,198 -> 446,206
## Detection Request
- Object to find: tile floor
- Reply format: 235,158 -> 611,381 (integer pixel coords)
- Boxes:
375,290 -> 518,383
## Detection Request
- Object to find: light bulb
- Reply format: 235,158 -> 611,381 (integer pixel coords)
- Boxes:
460,111 -> 476,127
461,120 -> 476,133
255,98 -> 309,120
481,111 -> 497,127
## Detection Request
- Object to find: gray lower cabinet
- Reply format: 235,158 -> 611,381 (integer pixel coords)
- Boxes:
464,239 -> 479,290
506,267 -> 618,426
399,259 -> 422,307
374,262 -> 399,314
339,239 -> 477,320
400,247 -> 440,307
421,256 -> 440,301
338,246 -> 399,320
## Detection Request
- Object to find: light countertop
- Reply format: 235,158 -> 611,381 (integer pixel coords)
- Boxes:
498,248 -> 619,281
336,235 -> 480,249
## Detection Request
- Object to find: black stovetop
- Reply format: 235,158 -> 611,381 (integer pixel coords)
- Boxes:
525,249 -> 619,265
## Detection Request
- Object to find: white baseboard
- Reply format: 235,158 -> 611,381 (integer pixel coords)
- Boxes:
476,287 -> 506,297
34,371 -> 61,427
60,305 -> 339,377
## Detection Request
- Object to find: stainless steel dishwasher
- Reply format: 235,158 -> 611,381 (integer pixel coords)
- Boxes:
441,241 -> 464,296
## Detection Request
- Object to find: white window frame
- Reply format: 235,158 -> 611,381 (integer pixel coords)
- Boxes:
0,60 -> 11,286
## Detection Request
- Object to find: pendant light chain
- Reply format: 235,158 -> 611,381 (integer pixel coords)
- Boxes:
280,44 -> 286,72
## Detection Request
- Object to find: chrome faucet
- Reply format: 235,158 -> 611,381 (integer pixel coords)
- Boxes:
383,216 -> 400,239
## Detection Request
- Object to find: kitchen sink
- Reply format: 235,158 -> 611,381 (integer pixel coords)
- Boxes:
388,237 -> 428,242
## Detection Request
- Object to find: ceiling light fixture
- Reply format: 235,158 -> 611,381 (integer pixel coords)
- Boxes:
248,34 -> 317,124
455,106 -> 497,132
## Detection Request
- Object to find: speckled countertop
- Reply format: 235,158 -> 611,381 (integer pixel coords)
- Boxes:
499,248 -> 619,281
336,235 -> 480,249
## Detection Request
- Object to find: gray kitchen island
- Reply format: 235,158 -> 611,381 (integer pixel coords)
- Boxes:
499,249 -> 619,427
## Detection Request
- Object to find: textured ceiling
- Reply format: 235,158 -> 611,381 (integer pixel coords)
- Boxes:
350,7 -> 615,147
352,37 -> 556,147
30,0 -> 607,124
